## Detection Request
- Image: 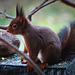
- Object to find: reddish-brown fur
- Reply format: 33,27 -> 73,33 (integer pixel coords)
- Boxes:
7,5 -> 75,72
7,5 -> 61,72
58,21 -> 75,59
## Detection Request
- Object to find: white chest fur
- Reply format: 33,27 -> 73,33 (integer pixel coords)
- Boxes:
37,50 -> 43,63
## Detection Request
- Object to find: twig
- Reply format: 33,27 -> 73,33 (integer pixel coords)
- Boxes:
0,25 -> 8,30
42,0 -> 58,7
60,0 -> 75,8
27,0 -> 58,21
0,10 -> 14,29
26,0 -> 48,20
0,35 -> 45,75
0,11 -> 14,19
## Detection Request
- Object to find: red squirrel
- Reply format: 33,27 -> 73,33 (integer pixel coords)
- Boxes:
7,5 -> 75,71
7,5 -> 61,71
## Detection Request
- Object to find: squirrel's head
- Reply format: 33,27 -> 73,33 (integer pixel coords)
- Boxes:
7,4 -> 27,35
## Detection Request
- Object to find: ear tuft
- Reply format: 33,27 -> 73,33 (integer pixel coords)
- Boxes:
20,6 -> 24,17
16,4 -> 20,17
16,4 -> 24,17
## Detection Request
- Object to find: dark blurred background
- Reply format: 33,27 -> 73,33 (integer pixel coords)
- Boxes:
0,0 -> 75,51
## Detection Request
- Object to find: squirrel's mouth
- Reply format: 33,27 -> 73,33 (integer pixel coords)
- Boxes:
7,29 -> 13,34
7,29 -> 18,35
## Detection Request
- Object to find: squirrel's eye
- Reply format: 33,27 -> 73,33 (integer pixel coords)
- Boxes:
12,24 -> 17,29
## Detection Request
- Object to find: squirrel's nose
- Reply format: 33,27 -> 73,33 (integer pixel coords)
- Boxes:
7,29 -> 9,32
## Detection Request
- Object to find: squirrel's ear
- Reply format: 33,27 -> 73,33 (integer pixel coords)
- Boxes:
16,4 -> 25,23
16,4 -> 20,17
19,6 -> 25,23
16,4 -> 25,17
19,6 -> 24,17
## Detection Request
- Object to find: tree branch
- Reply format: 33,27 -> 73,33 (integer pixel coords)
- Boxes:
0,11 -> 14,19
42,0 -> 58,7
0,35 -> 45,75
26,0 -> 48,21
60,0 -> 75,8
0,25 -> 8,30
0,10 -> 14,29
27,0 -> 58,21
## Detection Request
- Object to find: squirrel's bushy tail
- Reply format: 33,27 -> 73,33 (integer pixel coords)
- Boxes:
58,21 -> 75,59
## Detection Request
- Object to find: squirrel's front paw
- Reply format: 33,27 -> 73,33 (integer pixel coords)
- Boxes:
21,57 -> 27,64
